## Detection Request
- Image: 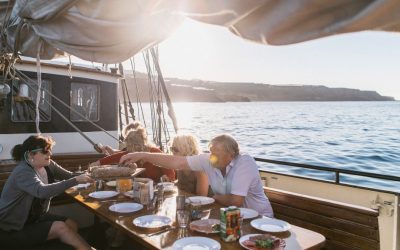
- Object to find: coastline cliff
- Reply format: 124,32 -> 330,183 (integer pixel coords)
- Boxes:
124,74 -> 395,102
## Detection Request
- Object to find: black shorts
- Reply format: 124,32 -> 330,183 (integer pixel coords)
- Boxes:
0,213 -> 68,249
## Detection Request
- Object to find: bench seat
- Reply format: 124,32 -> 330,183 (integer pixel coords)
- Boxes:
265,187 -> 380,250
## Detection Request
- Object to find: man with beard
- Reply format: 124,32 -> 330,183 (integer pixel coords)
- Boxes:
120,134 -> 273,217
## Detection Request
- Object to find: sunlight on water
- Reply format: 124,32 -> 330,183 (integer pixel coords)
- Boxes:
127,101 -> 400,192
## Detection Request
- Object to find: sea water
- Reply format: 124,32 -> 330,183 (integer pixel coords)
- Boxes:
133,101 -> 400,192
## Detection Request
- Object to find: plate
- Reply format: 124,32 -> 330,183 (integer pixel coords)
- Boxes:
172,236 -> 221,250
109,202 -> 143,213
88,191 -> 119,199
189,219 -> 220,234
133,215 -> 172,229
106,180 -> 116,187
239,234 -> 285,250
123,190 -> 134,198
240,208 -> 259,219
157,182 -> 175,192
250,218 -> 291,233
72,183 -> 91,190
186,196 -> 215,206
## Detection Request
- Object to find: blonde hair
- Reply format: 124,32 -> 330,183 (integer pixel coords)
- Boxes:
209,134 -> 239,157
124,122 -> 154,152
171,134 -> 200,156
122,121 -> 143,138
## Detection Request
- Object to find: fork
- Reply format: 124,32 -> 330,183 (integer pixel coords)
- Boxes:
146,226 -> 176,237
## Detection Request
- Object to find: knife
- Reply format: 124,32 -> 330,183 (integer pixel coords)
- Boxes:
146,226 -> 176,237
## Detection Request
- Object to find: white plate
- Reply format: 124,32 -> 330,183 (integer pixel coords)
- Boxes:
72,183 -> 91,190
106,180 -> 116,187
239,208 -> 259,219
250,217 -> 291,233
157,182 -> 175,192
133,215 -> 172,229
109,202 -> 143,213
239,234 -> 286,250
239,234 -> 259,250
186,196 -> 215,206
88,191 -> 119,199
123,190 -> 134,198
172,236 -> 221,250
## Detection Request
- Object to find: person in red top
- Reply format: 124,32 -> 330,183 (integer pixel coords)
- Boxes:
90,122 -> 175,183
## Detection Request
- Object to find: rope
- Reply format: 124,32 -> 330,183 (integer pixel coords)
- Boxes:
150,48 -> 179,133
35,40 -> 42,134
119,63 -> 135,121
129,58 -> 146,125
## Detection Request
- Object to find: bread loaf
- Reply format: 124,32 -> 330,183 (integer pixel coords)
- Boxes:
91,164 -> 137,178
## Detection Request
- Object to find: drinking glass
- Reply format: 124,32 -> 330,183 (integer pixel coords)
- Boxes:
95,180 -> 104,191
176,210 -> 190,228
116,178 -> 132,193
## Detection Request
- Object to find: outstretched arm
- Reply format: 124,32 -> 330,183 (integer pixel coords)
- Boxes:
120,152 -> 190,171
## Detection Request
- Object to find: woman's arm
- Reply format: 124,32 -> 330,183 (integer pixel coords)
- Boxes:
49,160 -> 73,180
16,167 -> 78,199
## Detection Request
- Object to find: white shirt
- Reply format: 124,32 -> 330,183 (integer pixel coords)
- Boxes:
186,153 -> 273,217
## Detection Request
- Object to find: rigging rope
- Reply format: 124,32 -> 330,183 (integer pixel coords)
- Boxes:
129,58 -> 146,125
35,40 -> 42,134
150,47 -> 179,133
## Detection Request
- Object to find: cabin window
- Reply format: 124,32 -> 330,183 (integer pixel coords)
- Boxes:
70,83 -> 99,122
11,79 -> 51,122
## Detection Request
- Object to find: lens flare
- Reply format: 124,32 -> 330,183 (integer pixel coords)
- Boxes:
209,154 -> 218,166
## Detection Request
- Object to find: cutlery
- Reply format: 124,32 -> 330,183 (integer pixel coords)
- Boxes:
146,226 -> 176,237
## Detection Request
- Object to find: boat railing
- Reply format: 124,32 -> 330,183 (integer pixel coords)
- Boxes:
255,157 -> 400,193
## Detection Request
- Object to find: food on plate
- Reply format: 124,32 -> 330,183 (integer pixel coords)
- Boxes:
242,234 -> 285,250
189,219 -> 220,233
91,164 -> 137,178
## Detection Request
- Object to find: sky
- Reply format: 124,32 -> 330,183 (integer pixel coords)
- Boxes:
70,19 -> 400,100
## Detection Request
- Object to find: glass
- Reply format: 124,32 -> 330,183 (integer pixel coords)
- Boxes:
139,185 -> 150,205
176,195 -> 186,210
116,178 -> 132,193
176,210 -> 190,228
95,180 -> 104,191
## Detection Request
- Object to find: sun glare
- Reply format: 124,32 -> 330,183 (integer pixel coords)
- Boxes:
157,19 -> 222,80
173,102 -> 195,131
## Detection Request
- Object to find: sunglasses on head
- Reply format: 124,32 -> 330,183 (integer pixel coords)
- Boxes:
169,146 -> 179,153
31,148 -> 51,154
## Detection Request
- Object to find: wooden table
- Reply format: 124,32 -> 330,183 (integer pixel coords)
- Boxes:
65,185 -> 325,250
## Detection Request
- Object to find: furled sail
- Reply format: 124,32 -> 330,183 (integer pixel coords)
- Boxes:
2,0 -> 400,63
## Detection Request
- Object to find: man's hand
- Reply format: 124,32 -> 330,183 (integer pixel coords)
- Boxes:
213,194 -> 244,207
119,152 -> 143,166
89,161 -> 100,167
